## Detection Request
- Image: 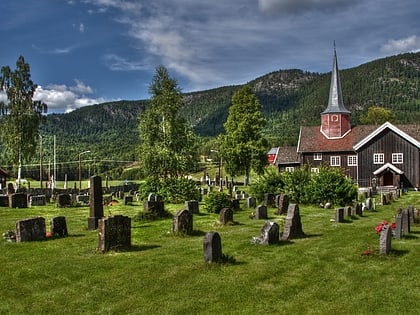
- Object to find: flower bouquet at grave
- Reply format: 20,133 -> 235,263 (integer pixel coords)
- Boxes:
375,220 -> 396,236
2,230 -> 16,242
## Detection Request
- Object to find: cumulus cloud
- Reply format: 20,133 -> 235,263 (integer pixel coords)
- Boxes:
34,80 -> 108,113
381,35 -> 420,54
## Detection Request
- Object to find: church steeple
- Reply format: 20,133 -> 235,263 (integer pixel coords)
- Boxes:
320,44 -> 351,139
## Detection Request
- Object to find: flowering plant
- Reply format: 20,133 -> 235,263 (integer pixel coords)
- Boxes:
375,220 -> 396,234
2,230 -> 16,242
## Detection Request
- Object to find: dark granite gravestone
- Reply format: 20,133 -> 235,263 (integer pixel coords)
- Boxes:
124,195 -> 133,205
230,199 -> 240,210
379,225 -> 392,255
29,195 -> 47,206
402,209 -> 410,234
394,213 -> 403,240
219,207 -> 233,225
144,201 -> 165,216
246,197 -> 256,208
185,200 -> 199,214
259,221 -> 279,245
98,215 -> 131,252
203,231 -> 222,263
88,176 -> 104,230
9,193 -> 28,208
50,216 -> 68,237
335,208 -> 344,222
172,209 -> 193,235
0,195 -> 9,207
275,193 -> 289,215
76,195 -> 89,205
264,193 -> 275,207
281,204 -> 304,240
16,217 -> 46,242
56,193 -> 71,208
255,205 -> 268,220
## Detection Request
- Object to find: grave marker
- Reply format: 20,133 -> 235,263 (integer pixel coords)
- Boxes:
379,225 -> 392,255
255,205 -> 268,220
281,204 -> 304,240
98,215 -> 131,252
172,209 -> 193,235
203,232 -> 222,263
50,216 -> 68,237
16,217 -> 46,242
219,208 -> 233,225
88,176 -> 104,230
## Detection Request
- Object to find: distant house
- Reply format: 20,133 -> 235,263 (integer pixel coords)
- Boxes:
267,147 -> 279,165
0,168 -> 8,189
272,48 -> 420,189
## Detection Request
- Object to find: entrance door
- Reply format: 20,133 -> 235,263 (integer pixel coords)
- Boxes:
383,172 -> 394,186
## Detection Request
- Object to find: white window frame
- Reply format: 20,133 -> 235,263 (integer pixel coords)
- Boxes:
330,156 -> 341,166
392,153 -> 403,164
311,168 -> 319,173
314,153 -> 322,161
373,153 -> 384,164
347,155 -> 357,166
285,167 -> 294,172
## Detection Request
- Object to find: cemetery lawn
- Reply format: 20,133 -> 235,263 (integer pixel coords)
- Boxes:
1,192 -> 419,314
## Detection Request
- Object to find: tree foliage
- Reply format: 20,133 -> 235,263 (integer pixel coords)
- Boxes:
0,56 -> 47,184
138,66 -> 198,178
219,85 -> 269,181
359,106 -> 395,125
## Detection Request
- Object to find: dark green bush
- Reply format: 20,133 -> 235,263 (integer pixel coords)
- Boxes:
204,191 -> 231,214
138,177 -> 200,203
249,167 -> 284,202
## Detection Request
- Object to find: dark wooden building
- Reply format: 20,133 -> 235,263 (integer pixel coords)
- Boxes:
273,47 -> 420,189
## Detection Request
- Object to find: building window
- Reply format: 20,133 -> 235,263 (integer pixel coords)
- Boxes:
314,153 -> 322,160
392,153 -> 403,164
285,167 -> 294,172
373,153 -> 384,164
311,168 -> 319,173
347,155 -> 357,166
330,156 -> 341,166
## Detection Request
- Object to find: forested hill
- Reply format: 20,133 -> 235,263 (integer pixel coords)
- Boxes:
41,51 -> 420,163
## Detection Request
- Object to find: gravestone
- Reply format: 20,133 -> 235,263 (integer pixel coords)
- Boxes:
172,209 -> 193,235
394,213 -> 403,240
56,193 -> 71,208
0,195 -> 9,207
335,208 -> 344,222
352,202 -> 363,216
185,200 -> 199,214
9,193 -> 28,208
50,216 -> 68,237
264,193 -> 275,207
219,207 -> 233,225
258,221 -> 279,245
147,193 -> 156,202
247,197 -> 256,208
275,194 -> 289,215
344,206 -> 352,217
379,225 -> 392,255
408,205 -> 415,225
30,195 -> 47,206
255,205 -> 268,220
76,195 -> 89,205
16,217 -> 46,242
230,199 -> 240,210
203,231 -> 222,263
402,209 -> 410,234
144,201 -> 165,216
281,204 -> 304,240
88,176 -> 104,230
365,198 -> 373,211
98,215 -> 131,252
124,195 -> 133,205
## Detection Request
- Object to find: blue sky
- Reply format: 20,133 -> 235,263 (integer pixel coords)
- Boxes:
1,0 -> 419,113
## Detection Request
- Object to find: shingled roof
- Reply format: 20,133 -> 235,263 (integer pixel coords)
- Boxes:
276,146 -> 300,164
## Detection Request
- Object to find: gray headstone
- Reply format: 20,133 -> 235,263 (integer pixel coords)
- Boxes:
144,200 -> 165,217
402,209 -> 410,234
98,215 -> 131,252
88,175 -> 104,230
172,209 -> 193,235
365,198 -> 373,211
203,231 -> 222,263
275,194 -> 289,215
16,217 -> 46,242
259,221 -> 279,245
255,205 -> 268,220
335,208 -> 344,223
50,216 -> 68,237
185,200 -> 199,214
9,193 -> 28,208
394,213 -> 403,240
219,208 -> 233,225
379,225 -> 392,255
281,204 -> 304,240
30,195 -> 47,206
247,197 -> 256,208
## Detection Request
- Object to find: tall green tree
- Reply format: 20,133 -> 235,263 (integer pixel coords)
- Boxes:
0,56 -> 47,187
359,106 -> 395,125
219,85 -> 269,184
138,66 -> 197,178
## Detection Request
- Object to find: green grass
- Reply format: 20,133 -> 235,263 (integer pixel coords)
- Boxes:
1,191 -> 419,314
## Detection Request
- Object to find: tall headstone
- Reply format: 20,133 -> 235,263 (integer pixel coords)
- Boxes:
98,215 -> 131,252
16,217 -> 46,242
50,216 -> 68,237
275,194 -> 289,215
264,193 -> 275,207
203,231 -> 222,263
246,197 -> 256,209
88,175 -> 104,230
379,225 -> 392,255
172,209 -> 193,235
259,221 -> 279,245
219,207 -> 233,225
394,213 -> 403,240
402,209 -> 410,234
335,208 -> 344,223
185,200 -> 199,214
255,205 -> 268,220
281,204 -> 304,240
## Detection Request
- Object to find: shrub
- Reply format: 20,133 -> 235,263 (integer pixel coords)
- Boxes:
249,167 -> 284,202
138,177 -> 200,203
204,191 -> 231,214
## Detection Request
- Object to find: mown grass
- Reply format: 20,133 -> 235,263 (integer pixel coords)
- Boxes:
1,191 -> 419,314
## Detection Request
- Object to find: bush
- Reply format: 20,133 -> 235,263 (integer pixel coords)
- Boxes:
249,167 -> 284,202
138,177 -> 200,203
204,191 -> 231,214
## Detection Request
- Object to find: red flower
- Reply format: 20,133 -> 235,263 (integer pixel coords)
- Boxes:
375,224 -> 383,234
46,231 -> 52,238
391,222 -> 396,230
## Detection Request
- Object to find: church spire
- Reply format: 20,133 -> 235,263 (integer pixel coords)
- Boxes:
320,44 -> 351,139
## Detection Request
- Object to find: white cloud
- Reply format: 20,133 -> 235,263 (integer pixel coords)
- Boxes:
102,54 -> 148,71
257,0 -> 360,15
79,23 -> 85,33
381,35 -> 420,54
